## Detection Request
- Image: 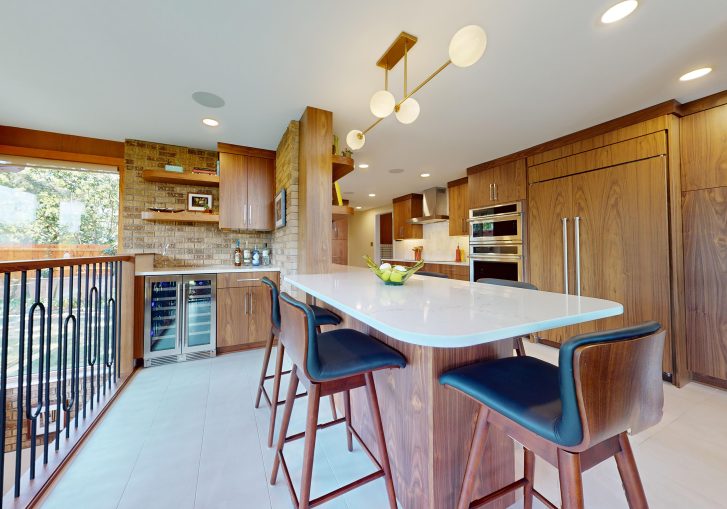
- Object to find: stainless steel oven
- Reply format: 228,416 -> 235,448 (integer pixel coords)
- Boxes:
469,201 -> 526,283
469,202 -> 523,244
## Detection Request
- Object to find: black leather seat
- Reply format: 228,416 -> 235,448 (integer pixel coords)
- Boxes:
262,277 -> 341,329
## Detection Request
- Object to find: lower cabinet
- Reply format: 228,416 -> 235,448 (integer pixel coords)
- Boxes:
216,271 -> 279,352
384,260 -> 469,281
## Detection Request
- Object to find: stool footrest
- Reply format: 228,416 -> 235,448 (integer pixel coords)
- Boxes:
532,488 -> 557,509
284,417 -> 346,444
309,470 -> 385,508
470,478 -> 527,509
260,380 -> 306,409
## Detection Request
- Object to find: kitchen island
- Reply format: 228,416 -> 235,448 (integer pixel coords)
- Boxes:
286,266 -> 622,509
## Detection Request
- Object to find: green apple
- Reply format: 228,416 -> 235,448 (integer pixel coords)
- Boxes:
389,271 -> 403,283
381,269 -> 392,281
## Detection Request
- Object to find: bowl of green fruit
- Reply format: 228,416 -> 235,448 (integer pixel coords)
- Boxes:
363,255 -> 425,285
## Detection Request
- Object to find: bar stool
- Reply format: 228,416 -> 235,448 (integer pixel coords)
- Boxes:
271,292 -> 406,509
256,277 -> 342,447
440,321 -> 665,509
476,277 -> 538,356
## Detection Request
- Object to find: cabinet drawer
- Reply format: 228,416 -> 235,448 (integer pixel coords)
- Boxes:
217,271 -> 279,288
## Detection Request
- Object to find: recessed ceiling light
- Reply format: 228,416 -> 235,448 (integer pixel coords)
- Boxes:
202,118 -> 219,127
601,0 -> 638,24
355,206 -> 362,210
368,193 -> 376,197
192,91 -> 226,108
679,67 -> 712,81
358,163 -> 369,169
420,173 -> 431,178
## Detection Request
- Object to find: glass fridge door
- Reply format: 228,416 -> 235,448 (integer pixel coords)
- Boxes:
183,274 -> 217,353
144,276 -> 182,360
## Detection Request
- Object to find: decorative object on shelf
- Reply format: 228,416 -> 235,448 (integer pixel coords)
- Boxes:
274,188 -> 286,228
187,192 -> 213,212
341,148 -> 353,158
413,245 -> 423,261
147,207 -> 184,213
332,134 -> 340,155
346,25 -> 487,151
164,164 -> 184,173
191,167 -> 216,175
364,255 -> 424,285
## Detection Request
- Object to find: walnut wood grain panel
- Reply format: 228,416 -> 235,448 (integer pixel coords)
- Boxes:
0,125 -> 124,158
447,178 -> 469,236
247,286 -> 272,344
679,89 -> 727,117
218,152 -> 248,229
216,142 -> 276,159
528,131 -> 667,184
332,216 -> 348,240
337,311 -> 514,509
247,156 -> 275,230
216,287 -> 250,348
680,104 -> 727,192
571,158 -> 672,369
526,116 -> 669,167
216,271 -> 278,289
298,107 -> 333,274
683,188 -> 727,381
393,194 -> 423,240
379,212 -> 393,244
469,160 -> 526,209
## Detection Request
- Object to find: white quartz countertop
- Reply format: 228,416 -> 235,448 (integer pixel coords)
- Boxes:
382,258 -> 469,267
136,265 -> 280,276
285,266 -> 623,348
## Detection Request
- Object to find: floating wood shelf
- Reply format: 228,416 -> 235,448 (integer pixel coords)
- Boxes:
332,205 -> 354,217
142,170 -> 219,187
332,155 -> 355,182
141,211 -> 220,223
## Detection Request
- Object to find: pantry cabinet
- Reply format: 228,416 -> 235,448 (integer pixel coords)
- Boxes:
392,194 -> 423,240
468,159 -> 526,209
447,177 -> 469,236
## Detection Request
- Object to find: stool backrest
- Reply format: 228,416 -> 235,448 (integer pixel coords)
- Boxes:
558,321 -> 665,451
260,277 -> 281,330
476,278 -> 538,291
278,292 -> 320,381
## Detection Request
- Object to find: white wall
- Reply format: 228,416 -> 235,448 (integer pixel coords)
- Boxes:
347,205 -> 393,267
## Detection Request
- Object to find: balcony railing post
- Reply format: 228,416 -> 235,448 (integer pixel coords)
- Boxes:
14,271 -> 28,497
0,273 -> 10,495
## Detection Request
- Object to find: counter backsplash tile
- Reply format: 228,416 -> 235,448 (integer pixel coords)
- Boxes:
393,221 -> 468,261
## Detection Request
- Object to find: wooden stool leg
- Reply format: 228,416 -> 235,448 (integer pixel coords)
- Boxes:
329,395 -> 338,420
299,383 -> 322,509
255,330 -> 276,408
557,449 -> 584,509
267,343 -> 286,447
456,407 -> 490,509
364,372 -> 397,509
514,336 -> 526,356
344,390 -> 353,452
523,447 -> 535,509
615,432 -> 648,509
271,365 -> 299,485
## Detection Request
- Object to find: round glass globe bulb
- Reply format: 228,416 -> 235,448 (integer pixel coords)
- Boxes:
449,25 -> 487,68
369,90 -> 396,118
395,98 -> 420,125
346,130 -> 366,151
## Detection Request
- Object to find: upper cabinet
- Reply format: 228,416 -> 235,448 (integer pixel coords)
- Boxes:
218,143 -> 275,230
681,105 -> 727,192
467,159 -> 526,209
447,177 -> 468,236
392,194 -> 423,240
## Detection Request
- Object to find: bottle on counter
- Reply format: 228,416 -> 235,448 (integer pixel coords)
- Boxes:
262,243 -> 271,266
251,244 -> 261,266
233,240 -> 242,267
243,241 -> 252,266
455,244 -> 462,263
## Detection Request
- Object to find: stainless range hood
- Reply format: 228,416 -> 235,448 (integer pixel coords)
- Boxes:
408,187 -> 449,224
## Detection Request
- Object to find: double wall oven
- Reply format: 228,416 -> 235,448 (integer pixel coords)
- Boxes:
468,202 -> 525,283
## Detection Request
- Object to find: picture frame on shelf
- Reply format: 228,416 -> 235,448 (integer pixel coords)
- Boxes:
187,193 -> 213,212
275,189 -> 286,228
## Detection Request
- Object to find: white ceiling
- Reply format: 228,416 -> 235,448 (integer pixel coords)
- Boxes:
1,0 -> 726,209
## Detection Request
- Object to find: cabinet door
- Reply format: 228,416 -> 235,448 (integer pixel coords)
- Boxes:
393,200 -> 406,240
216,287 -> 250,348
468,167 -> 496,209
469,160 -> 526,209
248,156 -> 275,230
448,181 -> 469,236
572,157 -> 671,369
219,153 -> 249,230
248,286 -> 272,344
684,187 -> 727,381
332,217 -> 348,239
393,196 -> 423,240
528,177 -> 573,344
681,104 -> 727,192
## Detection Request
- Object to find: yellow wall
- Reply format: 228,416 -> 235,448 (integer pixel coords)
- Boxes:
347,204 -> 393,267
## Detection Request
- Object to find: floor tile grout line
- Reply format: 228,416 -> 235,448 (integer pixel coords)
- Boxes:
192,362 -> 214,509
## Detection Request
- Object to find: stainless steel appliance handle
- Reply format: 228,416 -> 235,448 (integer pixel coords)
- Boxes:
574,216 -> 581,297
562,217 -> 569,294
469,254 -> 523,261
470,213 -> 522,224
237,278 -> 260,282
182,281 -> 188,348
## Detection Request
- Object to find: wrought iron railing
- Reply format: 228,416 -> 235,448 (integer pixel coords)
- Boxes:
0,256 -> 133,508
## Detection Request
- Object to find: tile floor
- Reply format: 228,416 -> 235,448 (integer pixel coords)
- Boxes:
37,343 -> 727,509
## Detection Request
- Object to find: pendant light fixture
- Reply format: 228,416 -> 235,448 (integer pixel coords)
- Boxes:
347,25 -> 487,151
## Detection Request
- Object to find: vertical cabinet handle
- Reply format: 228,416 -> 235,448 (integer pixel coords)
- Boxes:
574,216 -> 581,297
494,183 -> 498,201
243,206 -> 247,227
489,183 -> 493,201
244,291 -> 248,315
562,217 -> 569,294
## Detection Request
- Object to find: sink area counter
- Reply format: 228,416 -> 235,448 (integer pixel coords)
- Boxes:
136,265 -> 280,276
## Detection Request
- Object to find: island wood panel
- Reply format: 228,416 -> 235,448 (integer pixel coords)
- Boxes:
683,188 -> 727,385
527,131 -> 667,184
680,104 -> 727,192
447,177 -> 469,236
468,159 -> 526,209
338,312 -> 515,509
218,152 -> 249,229
247,156 -> 275,230
526,115 -> 669,167
298,107 -> 333,274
